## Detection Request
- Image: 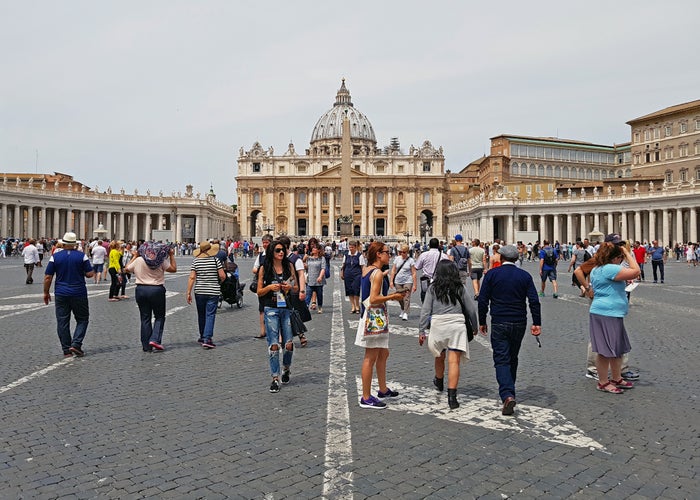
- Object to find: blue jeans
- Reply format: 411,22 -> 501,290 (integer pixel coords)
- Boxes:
490,321 -> 527,402
264,306 -> 293,377
55,295 -> 89,354
135,284 -> 166,350
195,294 -> 219,341
305,285 -> 324,308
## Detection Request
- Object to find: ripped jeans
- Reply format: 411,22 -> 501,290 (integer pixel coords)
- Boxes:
264,306 -> 293,377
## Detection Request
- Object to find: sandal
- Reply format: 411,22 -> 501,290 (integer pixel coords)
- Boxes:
310,302 -> 317,310
611,378 -> 634,389
298,333 -> 308,347
596,381 -> 624,394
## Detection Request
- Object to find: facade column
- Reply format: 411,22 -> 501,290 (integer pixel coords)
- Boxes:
367,189 -> 374,237
480,215 -> 490,242
66,208 -> 73,234
607,211 -> 614,235
648,210 -> 656,241
621,210 -> 628,240
593,213 -> 601,233
526,215 -> 533,231
689,208 -> 697,243
539,215 -> 547,243
79,210 -> 86,239
128,213 -> 136,241
506,215 -> 514,244
315,189 -> 322,237
104,211 -> 112,238
27,207 -> 34,238
118,212 -> 125,240
307,189 -> 315,237
552,215 -> 560,244
566,213 -> 573,244
360,189 -> 367,236
634,211 -> 642,243
14,205 -> 21,238
145,213 -> 152,241
579,213 -> 586,241
93,211 -> 99,235
1,204 -> 7,236
40,207 -> 47,238
52,208 -> 60,237
265,188 -> 275,236
195,215 -> 203,243
288,189 -> 296,236
328,190 -> 335,239
407,188 -> 416,236
175,213 -> 182,243
387,190 -> 394,238
675,208 -> 683,245
662,209 -> 670,247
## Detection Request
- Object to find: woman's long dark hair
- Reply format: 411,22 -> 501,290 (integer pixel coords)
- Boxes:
262,239 -> 293,283
431,260 -> 463,306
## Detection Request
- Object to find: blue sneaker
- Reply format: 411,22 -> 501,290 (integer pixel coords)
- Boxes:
621,370 -> 639,381
359,395 -> 387,409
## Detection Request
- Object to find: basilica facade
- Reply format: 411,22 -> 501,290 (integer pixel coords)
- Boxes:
235,80 -> 447,241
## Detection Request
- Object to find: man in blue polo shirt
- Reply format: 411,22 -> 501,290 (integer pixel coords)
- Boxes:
647,240 -> 666,283
44,232 -> 95,357
478,245 -> 541,416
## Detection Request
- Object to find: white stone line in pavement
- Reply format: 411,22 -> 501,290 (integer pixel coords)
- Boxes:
0,356 -> 74,395
353,377 -> 604,451
322,271 -> 354,500
0,303 -> 189,397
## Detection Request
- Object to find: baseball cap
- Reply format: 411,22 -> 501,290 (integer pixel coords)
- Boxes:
454,234 -> 463,242
604,233 -> 623,245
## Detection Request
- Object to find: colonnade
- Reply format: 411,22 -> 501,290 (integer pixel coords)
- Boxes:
449,185 -> 700,247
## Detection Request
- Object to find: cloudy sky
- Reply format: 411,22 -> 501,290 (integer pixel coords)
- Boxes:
2,1 -> 699,205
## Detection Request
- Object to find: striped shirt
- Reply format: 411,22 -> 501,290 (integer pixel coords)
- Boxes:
191,256 -> 223,296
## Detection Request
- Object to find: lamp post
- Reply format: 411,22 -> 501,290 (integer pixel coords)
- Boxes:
403,230 -> 412,243
263,223 -> 275,235
421,224 -> 432,245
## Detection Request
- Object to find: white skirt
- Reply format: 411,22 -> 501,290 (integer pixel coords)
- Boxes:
427,313 -> 470,363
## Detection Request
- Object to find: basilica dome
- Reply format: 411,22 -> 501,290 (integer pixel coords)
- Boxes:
310,79 -> 376,145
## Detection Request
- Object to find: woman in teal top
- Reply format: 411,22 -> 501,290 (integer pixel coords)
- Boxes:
588,242 -> 640,394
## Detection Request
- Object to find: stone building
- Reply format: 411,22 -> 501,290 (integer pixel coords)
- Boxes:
236,80 -> 447,242
0,172 -> 236,242
446,100 -> 700,247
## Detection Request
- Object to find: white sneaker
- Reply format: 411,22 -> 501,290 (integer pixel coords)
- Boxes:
401,312 -> 408,321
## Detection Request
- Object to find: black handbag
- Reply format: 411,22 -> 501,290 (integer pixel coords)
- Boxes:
289,292 -> 312,322
249,281 -> 257,293
290,309 -> 307,337
456,294 -> 475,342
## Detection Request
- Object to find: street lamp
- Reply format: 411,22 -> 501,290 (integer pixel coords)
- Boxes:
263,223 -> 275,235
421,224 -> 432,245
403,230 -> 412,242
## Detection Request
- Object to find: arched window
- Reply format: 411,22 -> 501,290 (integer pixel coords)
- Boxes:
398,192 -> 404,204
578,169 -> 585,180
594,169 -> 600,180
546,165 -> 553,177
537,164 -> 544,176
252,191 -> 261,205
423,190 -> 431,204
586,169 -> 593,180
278,192 -> 285,205
554,165 -> 561,177
520,164 -> 527,175
529,164 -> 536,176
562,167 -> 569,178
511,162 -> 519,175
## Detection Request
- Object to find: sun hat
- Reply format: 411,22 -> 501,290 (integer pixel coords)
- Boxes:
193,240 -> 220,258
60,232 -> 78,245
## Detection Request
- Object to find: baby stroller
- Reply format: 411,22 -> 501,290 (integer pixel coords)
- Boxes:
219,261 -> 245,308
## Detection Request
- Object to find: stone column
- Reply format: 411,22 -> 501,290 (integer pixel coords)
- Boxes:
480,215 -> 490,242
40,207 -> 47,238
607,212 -> 614,235
526,215 -> 533,231
0,204 -> 7,236
407,188 -> 416,236
328,190 -> 335,239
553,215 -> 560,244
566,213 -> 573,243
195,215 -> 203,243
288,189 -> 296,236
145,213 -> 152,241
662,209 -> 670,247
506,214 -> 514,244
104,211 -> 112,238
539,215 -> 547,242
27,207 -> 34,238
307,189 -> 314,236
648,210 -> 656,241
52,208 -> 60,237
118,212 -> 125,240
689,207 -> 697,243
387,190 -> 394,238
675,208 -> 683,245
360,188 -> 368,237
175,213 -> 182,243
78,210 -> 85,239
634,211 -> 642,243
621,211 -> 628,240
593,213 -> 601,233
14,205 -> 21,237
315,189 -> 322,237
580,213 -> 587,240
93,211 -> 99,236
367,189 -> 374,237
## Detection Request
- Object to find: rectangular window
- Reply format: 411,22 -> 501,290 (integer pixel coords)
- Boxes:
696,169 -> 700,181
514,185 -> 520,194
665,148 -> 673,160
423,162 -> 431,172
644,130 -> 651,141
653,127 -> 660,139
298,165 -> 307,173
655,151 -> 660,161
696,119 -> 700,131
680,122 -> 688,133
665,125 -> 672,137
525,185 -> 531,194
634,132 -> 640,143
252,162 -> 261,173
322,165 -> 328,172
680,170 -> 687,182
376,165 -> 385,173
279,166 -> 285,174
680,144 -> 689,157
665,172 -> 673,183
398,165 -> 404,173
552,148 -> 561,160
547,183 -> 553,192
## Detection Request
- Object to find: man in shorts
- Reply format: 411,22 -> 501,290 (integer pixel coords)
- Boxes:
468,239 -> 487,300
538,240 -> 559,298
90,240 -> 107,284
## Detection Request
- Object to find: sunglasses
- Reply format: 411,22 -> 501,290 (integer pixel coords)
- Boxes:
274,247 -> 285,253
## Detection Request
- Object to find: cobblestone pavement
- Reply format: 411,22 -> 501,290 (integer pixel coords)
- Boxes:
0,255 -> 698,498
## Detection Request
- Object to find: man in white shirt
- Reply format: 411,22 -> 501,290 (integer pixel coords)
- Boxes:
414,237 -> 450,302
90,241 -> 107,284
21,239 -> 40,284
